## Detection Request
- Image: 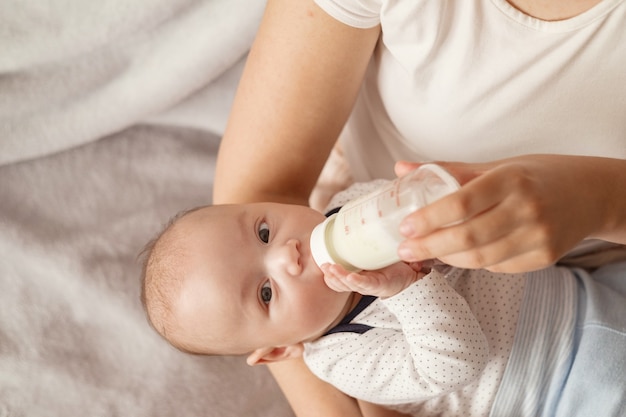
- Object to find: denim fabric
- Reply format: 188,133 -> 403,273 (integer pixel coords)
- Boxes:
548,262 -> 626,417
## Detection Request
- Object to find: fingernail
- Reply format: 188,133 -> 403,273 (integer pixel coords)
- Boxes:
398,246 -> 417,262
399,221 -> 415,237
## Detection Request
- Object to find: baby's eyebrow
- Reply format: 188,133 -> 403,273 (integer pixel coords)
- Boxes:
235,209 -> 247,235
235,263 -> 266,319
229,208 -> 273,319
239,279 -> 265,324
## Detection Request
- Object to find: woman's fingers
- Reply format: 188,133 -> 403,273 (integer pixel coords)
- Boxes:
399,165 -> 510,241
435,228 -> 560,272
396,156 -> 605,272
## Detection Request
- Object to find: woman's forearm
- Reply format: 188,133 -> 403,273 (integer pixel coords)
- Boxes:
267,359 -> 363,417
268,359 -> 412,417
214,0 -> 379,205
358,401 -> 413,417
586,156 -> 626,245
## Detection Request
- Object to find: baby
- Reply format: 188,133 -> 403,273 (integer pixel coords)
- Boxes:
141,201 -> 370,358
140,183 -> 626,416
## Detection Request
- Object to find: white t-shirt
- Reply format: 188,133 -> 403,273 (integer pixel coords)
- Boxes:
314,0 -> 626,180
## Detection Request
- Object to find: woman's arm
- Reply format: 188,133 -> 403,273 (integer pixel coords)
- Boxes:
394,155 -> 626,273
268,359 -> 362,417
357,401 -> 412,417
269,359 -> 412,417
214,1 -> 381,416
214,0 -> 380,206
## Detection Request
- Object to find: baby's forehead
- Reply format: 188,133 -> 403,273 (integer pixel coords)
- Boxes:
166,203 -> 252,295
170,208 -> 242,287
173,264 -> 249,350
177,204 -> 242,228
168,207 -> 228,244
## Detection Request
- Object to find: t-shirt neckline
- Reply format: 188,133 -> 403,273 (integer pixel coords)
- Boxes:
490,0 -> 623,32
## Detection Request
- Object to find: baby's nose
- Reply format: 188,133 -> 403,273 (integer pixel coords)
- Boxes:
270,239 -> 302,276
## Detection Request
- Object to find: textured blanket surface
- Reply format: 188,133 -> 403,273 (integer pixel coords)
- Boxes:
1,2 -> 298,414
0,125 -> 294,417
0,0 -> 264,165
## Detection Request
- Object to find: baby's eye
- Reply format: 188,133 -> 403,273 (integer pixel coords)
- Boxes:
258,221 -> 270,244
260,281 -> 272,304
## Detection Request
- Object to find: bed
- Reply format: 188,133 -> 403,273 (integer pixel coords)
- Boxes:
0,1 -> 296,415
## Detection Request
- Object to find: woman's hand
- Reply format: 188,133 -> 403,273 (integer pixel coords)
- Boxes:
394,155 -> 626,273
321,262 -> 426,298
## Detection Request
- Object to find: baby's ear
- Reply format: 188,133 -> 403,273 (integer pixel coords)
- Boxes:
246,344 -> 304,366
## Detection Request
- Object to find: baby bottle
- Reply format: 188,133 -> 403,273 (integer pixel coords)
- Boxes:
310,164 -> 460,271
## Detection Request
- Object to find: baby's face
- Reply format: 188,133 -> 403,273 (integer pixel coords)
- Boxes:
170,203 -> 354,355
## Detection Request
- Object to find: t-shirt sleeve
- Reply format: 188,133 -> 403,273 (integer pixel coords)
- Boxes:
314,0 -> 382,28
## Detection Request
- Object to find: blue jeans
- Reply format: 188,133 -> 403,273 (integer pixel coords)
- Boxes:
549,261 -> 626,417
491,262 -> 626,417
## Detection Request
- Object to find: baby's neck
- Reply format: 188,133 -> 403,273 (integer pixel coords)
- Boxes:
344,292 -> 363,318
322,291 -> 363,336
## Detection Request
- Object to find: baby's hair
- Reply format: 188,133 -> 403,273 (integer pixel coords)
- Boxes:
138,205 -> 209,353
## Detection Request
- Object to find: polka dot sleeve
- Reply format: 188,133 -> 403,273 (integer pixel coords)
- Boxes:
305,270 -> 489,404
379,271 -> 490,400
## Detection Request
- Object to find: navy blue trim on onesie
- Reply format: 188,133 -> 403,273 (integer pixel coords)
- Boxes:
325,207 -> 341,217
323,295 -> 377,336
